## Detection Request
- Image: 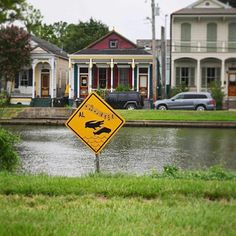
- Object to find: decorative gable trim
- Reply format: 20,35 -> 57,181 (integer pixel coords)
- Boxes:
84,30 -> 137,49
187,0 -> 231,9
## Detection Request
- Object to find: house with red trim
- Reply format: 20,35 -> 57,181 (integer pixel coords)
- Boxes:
68,30 -> 153,100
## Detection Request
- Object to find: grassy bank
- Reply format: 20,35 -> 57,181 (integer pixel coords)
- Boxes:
1,108 -> 236,122
119,110 -> 236,122
0,171 -> 236,236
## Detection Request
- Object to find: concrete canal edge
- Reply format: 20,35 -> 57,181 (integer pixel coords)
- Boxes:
1,118 -> 236,128
0,107 -> 236,128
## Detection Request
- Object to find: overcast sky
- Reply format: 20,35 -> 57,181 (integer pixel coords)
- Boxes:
27,0 -> 196,42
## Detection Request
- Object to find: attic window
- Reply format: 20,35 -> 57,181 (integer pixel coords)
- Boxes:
109,40 -> 118,48
205,2 -> 210,6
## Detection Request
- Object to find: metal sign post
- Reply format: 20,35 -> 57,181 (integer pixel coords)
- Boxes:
95,154 -> 100,173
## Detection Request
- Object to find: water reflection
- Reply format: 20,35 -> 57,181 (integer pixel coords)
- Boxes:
3,125 -> 236,176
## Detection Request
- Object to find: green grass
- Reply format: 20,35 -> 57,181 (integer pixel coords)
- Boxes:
118,110 -> 236,122
0,107 -> 24,119
0,172 -> 236,236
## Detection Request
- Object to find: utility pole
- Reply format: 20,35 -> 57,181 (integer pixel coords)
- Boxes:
151,0 -> 158,101
161,26 -> 166,99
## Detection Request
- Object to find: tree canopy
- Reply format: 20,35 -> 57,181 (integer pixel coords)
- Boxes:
0,0 -> 26,24
31,18 -> 109,54
219,0 -> 236,8
0,25 -> 31,86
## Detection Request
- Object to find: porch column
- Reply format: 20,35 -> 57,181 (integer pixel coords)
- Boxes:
110,59 -> 114,92
50,58 -> 55,98
197,59 -> 201,92
69,63 -> 74,99
132,59 -> 135,90
88,59 -> 93,93
221,59 -> 225,87
32,62 -> 37,99
137,65 -> 139,92
68,58 -> 72,99
148,65 -> 150,99
171,59 -> 175,87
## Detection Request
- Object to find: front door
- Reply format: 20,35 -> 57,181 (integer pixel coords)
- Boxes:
228,73 -> 236,96
80,75 -> 88,98
139,75 -> 148,98
41,74 -> 49,97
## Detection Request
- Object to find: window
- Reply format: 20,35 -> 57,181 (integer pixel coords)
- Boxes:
80,68 -> 88,74
99,68 -> 107,89
228,23 -> 236,52
181,23 -> 191,52
207,23 -> 217,52
202,67 -> 221,88
109,40 -> 118,48
119,68 -> 129,87
176,67 -> 195,87
139,68 -> 148,74
19,69 -> 33,86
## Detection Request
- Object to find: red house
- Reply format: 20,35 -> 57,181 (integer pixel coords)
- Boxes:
69,30 -> 153,99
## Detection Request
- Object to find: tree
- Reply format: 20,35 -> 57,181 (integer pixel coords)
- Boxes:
219,0 -> 236,8
30,18 -> 109,53
0,0 -> 26,24
21,3 -> 43,34
0,25 -> 31,94
63,18 -> 109,53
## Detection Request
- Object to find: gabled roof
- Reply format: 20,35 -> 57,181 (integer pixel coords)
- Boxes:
73,30 -> 151,56
74,48 -> 151,55
172,0 -> 236,15
31,35 -> 68,59
85,30 -> 137,49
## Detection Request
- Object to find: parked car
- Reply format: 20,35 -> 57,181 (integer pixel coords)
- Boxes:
154,92 -> 216,111
105,91 -> 144,110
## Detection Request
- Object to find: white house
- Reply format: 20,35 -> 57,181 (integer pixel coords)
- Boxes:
10,36 -> 69,105
171,0 -> 236,106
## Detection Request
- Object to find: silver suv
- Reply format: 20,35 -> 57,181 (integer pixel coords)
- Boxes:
154,92 -> 216,111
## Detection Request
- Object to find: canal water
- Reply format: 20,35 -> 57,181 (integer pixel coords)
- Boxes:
4,125 -> 236,176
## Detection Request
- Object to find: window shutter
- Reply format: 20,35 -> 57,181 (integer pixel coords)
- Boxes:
28,69 -> 33,86
229,23 -> 236,41
15,74 -> 19,88
207,23 -> 217,52
181,23 -> 191,52
207,23 -> 217,41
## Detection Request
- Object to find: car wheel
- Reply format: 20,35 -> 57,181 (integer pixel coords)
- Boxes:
126,104 -> 136,110
196,105 -> 206,111
158,105 -> 167,110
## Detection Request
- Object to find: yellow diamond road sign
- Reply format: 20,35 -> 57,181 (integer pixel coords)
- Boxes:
65,92 -> 125,154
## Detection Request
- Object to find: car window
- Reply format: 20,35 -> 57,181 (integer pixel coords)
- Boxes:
195,94 -> 207,99
183,94 -> 208,99
175,94 -> 184,99
183,94 -> 195,99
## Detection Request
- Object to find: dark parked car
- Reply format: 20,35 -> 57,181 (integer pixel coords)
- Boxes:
154,92 -> 216,111
105,91 -> 144,109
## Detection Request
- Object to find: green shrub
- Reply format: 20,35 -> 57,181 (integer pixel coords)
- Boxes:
115,85 -> 131,92
0,91 -> 8,107
96,89 -> 109,98
0,128 -> 20,172
209,82 -> 224,110
170,85 -> 189,97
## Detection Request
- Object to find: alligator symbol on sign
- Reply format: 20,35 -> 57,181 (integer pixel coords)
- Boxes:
93,127 -> 111,135
85,120 -> 111,136
85,120 -> 104,130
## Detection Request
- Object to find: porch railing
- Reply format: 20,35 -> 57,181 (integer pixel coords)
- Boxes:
172,41 -> 236,53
